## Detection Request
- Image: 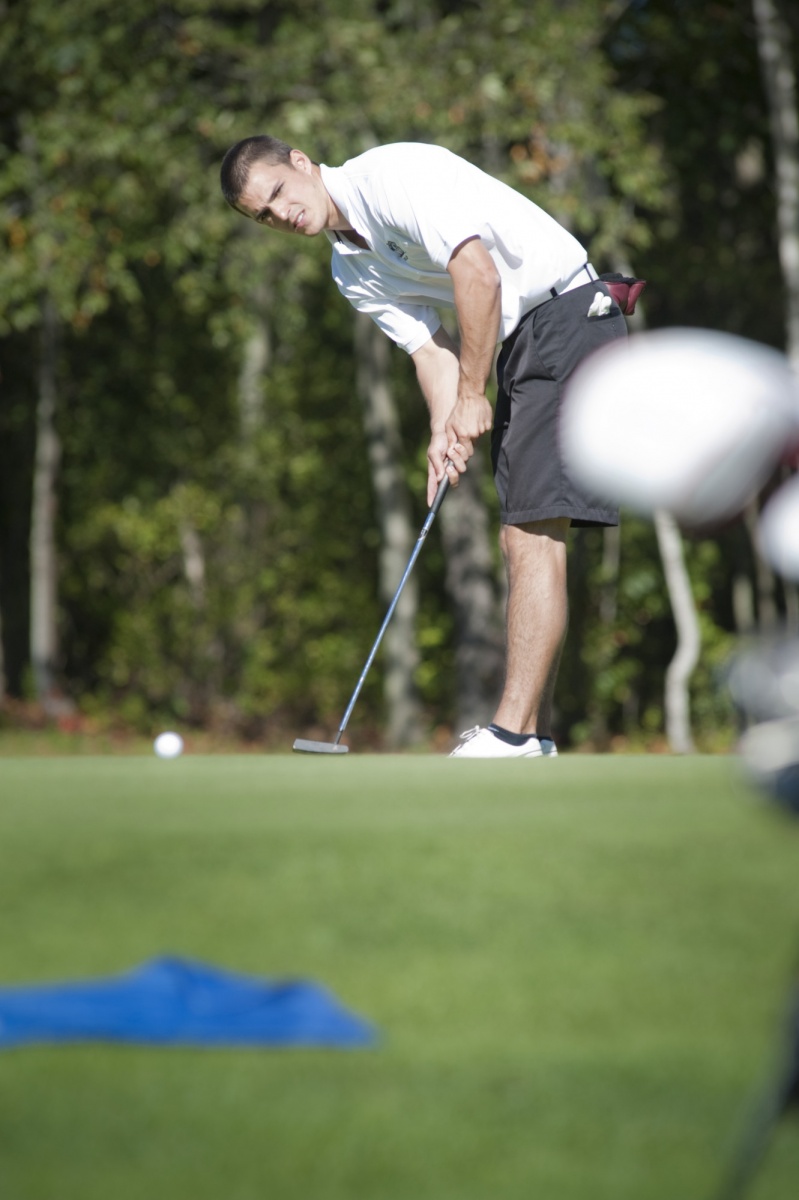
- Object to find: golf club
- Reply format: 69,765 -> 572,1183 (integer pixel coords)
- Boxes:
711,965 -> 799,1200
293,472 -> 450,754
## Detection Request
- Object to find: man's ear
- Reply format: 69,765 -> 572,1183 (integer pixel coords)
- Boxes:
289,148 -> 312,173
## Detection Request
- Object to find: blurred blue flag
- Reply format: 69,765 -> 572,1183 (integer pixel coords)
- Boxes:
0,957 -> 376,1049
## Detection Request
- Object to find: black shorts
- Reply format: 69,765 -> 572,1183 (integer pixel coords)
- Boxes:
491,280 -> 627,527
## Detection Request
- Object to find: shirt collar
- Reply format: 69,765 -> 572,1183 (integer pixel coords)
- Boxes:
319,164 -> 353,229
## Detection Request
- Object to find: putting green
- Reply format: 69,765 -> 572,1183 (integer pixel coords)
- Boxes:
1,754 -> 798,1199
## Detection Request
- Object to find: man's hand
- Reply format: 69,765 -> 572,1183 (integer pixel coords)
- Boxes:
427,390 -> 495,503
426,429 -> 470,506
423,388 -> 492,506
427,430 -> 450,506
445,388 -> 493,451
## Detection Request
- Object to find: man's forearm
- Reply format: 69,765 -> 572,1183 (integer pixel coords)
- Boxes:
447,237 -> 502,403
410,237 -> 502,499
412,326 -> 460,430
412,327 -> 466,502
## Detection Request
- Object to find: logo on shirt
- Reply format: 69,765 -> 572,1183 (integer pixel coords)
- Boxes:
387,240 -> 409,263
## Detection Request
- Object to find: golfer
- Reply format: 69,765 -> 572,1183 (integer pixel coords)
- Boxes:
220,137 -> 628,757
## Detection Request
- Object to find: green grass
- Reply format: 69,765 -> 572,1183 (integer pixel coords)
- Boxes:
0,754 -> 798,1199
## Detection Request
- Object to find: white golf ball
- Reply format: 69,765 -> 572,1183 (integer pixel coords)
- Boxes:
561,328 -> 799,524
153,731 -> 184,759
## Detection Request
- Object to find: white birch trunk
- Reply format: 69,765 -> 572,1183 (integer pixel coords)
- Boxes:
752,0 -> 799,371
29,294 -> 61,701
608,258 -> 701,751
179,520 -> 206,609
354,314 -> 422,747
654,510 -> 700,753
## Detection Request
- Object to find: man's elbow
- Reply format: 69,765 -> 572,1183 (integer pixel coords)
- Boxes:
473,261 -> 502,312
413,326 -> 459,367
449,238 -> 501,293
484,262 -> 502,297
473,257 -> 501,294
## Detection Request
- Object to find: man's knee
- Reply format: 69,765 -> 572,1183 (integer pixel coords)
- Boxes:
500,517 -> 570,560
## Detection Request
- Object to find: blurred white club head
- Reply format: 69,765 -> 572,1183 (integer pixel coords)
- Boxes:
727,637 -> 799,724
561,328 -> 799,524
738,716 -> 799,819
760,472 -> 799,581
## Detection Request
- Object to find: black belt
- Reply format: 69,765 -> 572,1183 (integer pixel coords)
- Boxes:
549,263 -> 598,299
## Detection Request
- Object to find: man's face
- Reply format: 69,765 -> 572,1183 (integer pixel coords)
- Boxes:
237,150 -> 332,237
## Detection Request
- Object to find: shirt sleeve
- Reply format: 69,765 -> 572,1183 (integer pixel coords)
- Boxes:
351,296 -> 441,355
329,243 -> 442,353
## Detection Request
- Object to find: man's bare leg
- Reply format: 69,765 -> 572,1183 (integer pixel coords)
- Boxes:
536,622 -> 567,739
492,517 -> 570,738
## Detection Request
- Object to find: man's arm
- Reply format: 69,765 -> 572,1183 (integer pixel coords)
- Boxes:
412,236 -> 501,504
411,326 -> 462,505
445,235 -> 501,451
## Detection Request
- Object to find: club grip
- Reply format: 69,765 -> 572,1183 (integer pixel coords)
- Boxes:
430,473 -> 450,517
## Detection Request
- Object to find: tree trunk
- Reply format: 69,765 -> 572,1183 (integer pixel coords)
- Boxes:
0,345 -> 3,701
585,524 -> 623,748
354,314 -> 422,747
29,294 -> 61,703
599,524 -> 621,627
0,586 -> 5,704
179,519 -> 206,610
438,455 -> 504,729
609,257 -> 701,752
752,0 -> 799,370
744,498 -> 779,631
753,0 -> 799,633
732,573 -> 757,634
238,291 -> 271,443
654,509 -> 700,753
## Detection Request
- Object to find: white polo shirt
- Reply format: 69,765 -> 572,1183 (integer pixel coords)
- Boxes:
321,143 -> 588,355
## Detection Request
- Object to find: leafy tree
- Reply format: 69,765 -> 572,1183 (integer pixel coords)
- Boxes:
1,0 -> 761,750
608,0 -> 786,345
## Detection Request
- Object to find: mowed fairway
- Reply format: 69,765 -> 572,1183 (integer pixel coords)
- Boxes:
1,754 -> 798,1200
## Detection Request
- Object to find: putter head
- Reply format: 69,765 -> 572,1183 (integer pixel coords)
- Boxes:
292,738 -> 349,755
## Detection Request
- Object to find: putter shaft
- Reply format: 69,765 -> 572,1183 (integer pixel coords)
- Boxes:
293,474 -> 450,754
333,474 -> 449,744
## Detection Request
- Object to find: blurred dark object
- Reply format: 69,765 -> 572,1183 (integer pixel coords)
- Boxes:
726,636 -> 799,818
712,970 -> 799,1200
711,636 -> 799,1198
739,717 -> 799,819
710,790 -> 799,1199
599,272 -> 647,315
780,436 -> 799,469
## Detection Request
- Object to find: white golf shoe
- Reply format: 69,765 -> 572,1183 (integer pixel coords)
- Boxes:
449,726 -> 558,758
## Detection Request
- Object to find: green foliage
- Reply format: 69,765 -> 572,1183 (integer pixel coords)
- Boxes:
561,516 -> 742,751
607,0 -> 786,344
0,0 -> 789,746
58,266 -> 381,736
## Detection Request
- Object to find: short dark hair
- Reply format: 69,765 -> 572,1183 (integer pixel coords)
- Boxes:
220,135 -> 295,207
